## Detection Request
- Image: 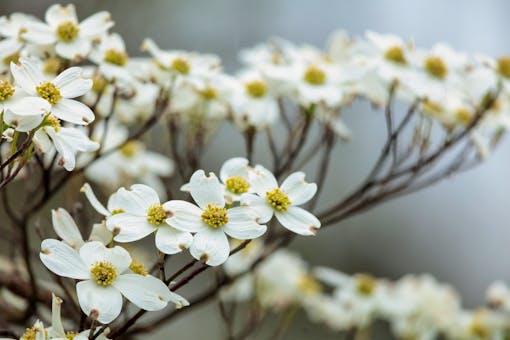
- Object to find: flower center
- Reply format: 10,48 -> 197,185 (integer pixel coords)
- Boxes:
201,204 -> 229,228
90,261 -> 117,286
497,56 -> 510,79
3,51 -> 20,65
65,332 -> 77,340
225,176 -> 250,194
303,65 -> 326,85
424,56 -> 448,79
36,82 -> 62,105
129,259 -> 148,276
298,274 -> 322,295
56,21 -> 80,42
200,86 -> 218,100
245,80 -> 267,98
0,81 -> 15,102
422,99 -> 443,117
172,57 -> 190,74
384,45 -> 407,64
355,274 -> 376,296
455,108 -> 473,125
92,76 -> 107,93
469,319 -> 490,338
120,141 -> 140,158
43,57 -> 62,75
104,49 -> 128,66
111,209 -> 125,215
43,115 -> 61,131
146,204 -> 167,225
21,327 -> 41,340
266,188 -> 291,212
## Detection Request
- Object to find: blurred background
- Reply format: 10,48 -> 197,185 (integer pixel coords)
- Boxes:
2,0 -> 510,338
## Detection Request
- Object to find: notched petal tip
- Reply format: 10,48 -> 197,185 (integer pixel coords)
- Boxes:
309,226 -> 319,236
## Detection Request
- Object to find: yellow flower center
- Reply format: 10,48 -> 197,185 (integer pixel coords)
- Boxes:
3,51 -> 20,65
355,274 -> 376,296
384,45 -> 407,64
0,81 -> 15,102
66,332 -> 77,340
172,57 -> 190,74
455,108 -> 473,125
90,261 -> 117,286
201,204 -> 229,228
496,56 -> 510,79
21,327 -> 40,340
56,21 -> 80,42
111,209 -> 125,215
43,57 -> 62,75
17,27 -> 27,43
469,319 -> 490,339
225,176 -> 250,194
104,49 -> 128,66
266,188 -> 291,212
245,80 -> 267,98
303,65 -> 326,85
36,81 -> 62,105
120,141 -> 141,158
298,274 -> 322,295
44,115 -> 61,131
424,56 -> 448,79
422,100 -> 443,117
129,259 -> 148,276
146,204 -> 167,225
92,76 -> 107,93
200,86 -> 218,100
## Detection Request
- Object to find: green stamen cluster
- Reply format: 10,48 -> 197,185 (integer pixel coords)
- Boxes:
424,56 -> 448,79
200,86 -> 218,100
201,204 -> 229,228
225,176 -> 250,194
90,261 -> 117,286
44,115 -> 61,131
266,188 -> 291,212
384,46 -> 407,64
129,259 -> 148,276
146,204 -> 167,225
303,65 -> 326,85
120,141 -> 140,158
0,81 -> 15,102
356,274 -> 376,296
104,49 -> 128,66
496,56 -> 510,78
56,21 -> 80,42
245,80 -> 267,98
172,57 -> 190,74
36,81 -> 62,105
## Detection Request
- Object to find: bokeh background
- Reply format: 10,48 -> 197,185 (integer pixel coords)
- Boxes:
2,0 -> 510,338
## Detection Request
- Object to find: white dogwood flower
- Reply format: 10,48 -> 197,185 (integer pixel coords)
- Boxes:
105,184 -> 192,255
241,165 -> 320,236
40,240 -> 187,323
23,4 -> 113,59
165,170 -> 267,266
11,57 -> 94,125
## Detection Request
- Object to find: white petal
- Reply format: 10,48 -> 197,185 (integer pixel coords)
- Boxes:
163,200 -> 207,233
79,241 -> 131,273
281,172 -> 317,206
34,129 -> 52,153
53,67 -> 92,98
275,206 -> 320,236
223,207 -> 267,239
155,226 -> 193,254
106,213 -> 155,242
3,108 -> 43,132
88,223 -> 113,245
23,21 -> 56,45
190,229 -> 230,266
51,208 -> 85,249
80,183 -> 110,216
50,294 -> 65,338
79,11 -> 114,38
219,157 -> 249,183
127,184 -> 161,207
10,57 -> 44,95
76,280 -> 122,323
113,274 -> 171,311
52,98 -> 94,125
40,239 -> 89,279
56,39 -> 92,60
189,170 -> 225,209
45,4 -> 77,28
240,193 -> 273,223
249,165 -> 278,195
4,95 -> 50,116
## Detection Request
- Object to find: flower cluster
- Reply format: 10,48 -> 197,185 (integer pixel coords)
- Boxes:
221,247 -> 510,340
